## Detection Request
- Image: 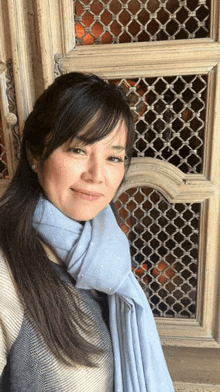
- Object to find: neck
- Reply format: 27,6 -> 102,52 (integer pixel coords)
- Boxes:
41,241 -> 64,266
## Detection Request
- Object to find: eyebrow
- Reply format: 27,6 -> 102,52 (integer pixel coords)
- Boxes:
110,145 -> 126,151
71,138 -> 126,151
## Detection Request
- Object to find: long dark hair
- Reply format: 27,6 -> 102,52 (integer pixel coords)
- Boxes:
0,73 -> 134,367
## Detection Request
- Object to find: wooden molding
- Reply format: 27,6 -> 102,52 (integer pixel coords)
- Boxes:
7,0 -> 35,129
115,158 -> 220,348
1,0 -> 219,387
59,0 -> 75,55
158,318 -> 219,349
35,0 -> 220,81
164,346 -> 220,389
35,0 -> 54,88
63,39 -> 220,78
0,0 -> 20,177
205,64 -> 220,184
211,0 -> 220,42
0,62 -> 6,73
174,384 -> 220,392
0,71 -> 17,177
197,195 -> 220,345
115,158 -> 217,203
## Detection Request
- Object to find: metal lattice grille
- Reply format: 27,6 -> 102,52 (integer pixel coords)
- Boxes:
74,0 -> 211,45
115,187 -> 200,318
0,114 -> 9,179
109,75 -> 207,174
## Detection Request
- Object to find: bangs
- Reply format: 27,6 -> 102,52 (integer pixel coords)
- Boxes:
28,73 -> 134,163
43,92 -> 132,160
69,106 -> 124,145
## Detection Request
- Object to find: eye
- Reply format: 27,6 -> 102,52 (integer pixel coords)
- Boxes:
108,156 -> 124,163
67,147 -> 86,155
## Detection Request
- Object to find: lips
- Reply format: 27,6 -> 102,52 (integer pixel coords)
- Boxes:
72,189 -> 102,201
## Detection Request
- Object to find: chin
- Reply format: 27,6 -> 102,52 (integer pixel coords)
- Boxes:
65,210 -> 102,222
59,200 -> 109,222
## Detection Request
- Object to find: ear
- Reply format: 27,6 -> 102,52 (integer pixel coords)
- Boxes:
26,142 -> 40,172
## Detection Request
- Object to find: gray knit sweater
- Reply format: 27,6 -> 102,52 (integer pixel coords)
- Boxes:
0,253 -> 113,391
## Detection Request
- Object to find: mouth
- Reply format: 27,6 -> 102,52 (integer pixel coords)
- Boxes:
72,189 -> 102,201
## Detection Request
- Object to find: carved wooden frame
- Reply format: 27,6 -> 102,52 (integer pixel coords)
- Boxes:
115,155 -> 220,348
1,0 -> 220,388
34,1 -> 220,386
35,0 -> 220,349
0,0 -> 42,193
0,0 -> 21,191
35,0 -> 220,343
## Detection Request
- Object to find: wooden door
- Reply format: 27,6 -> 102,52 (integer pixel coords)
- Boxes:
1,0 -> 220,389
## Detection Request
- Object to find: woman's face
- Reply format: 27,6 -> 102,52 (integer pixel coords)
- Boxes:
35,121 -> 127,221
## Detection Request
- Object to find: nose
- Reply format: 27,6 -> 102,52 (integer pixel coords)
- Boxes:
81,156 -> 105,184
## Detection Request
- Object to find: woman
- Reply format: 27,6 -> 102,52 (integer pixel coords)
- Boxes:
0,72 -> 174,391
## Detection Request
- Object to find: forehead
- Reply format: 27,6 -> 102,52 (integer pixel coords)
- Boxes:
103,121 -> 127,147
69,119 -> 128,150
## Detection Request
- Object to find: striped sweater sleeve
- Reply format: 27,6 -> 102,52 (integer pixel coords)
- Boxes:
0,251 -> 24,376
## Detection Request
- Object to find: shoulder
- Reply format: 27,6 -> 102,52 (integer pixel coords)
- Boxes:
0,250 -> 24,375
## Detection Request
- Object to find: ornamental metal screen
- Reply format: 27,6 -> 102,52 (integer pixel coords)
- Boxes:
0,112 -> 9,179
74,0 -> 211,45
115,187 -> 200,318
110,73 -> 205,318
109,74 -> 208,174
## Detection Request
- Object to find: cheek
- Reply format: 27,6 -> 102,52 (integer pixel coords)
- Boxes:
110,167 -> 125,192
37,161 -> 62,193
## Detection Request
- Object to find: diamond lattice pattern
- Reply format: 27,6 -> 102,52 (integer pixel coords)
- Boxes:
74,0 -> 210,45
115,187 -> 200,318
109,75 -> 207,174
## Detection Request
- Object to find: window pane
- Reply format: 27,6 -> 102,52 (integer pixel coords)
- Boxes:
74,0 -> 211,45
109,74 -> 208,174
115,187 -> 200,318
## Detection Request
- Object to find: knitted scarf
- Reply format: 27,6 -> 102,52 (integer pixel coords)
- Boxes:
33,197 -> 175,392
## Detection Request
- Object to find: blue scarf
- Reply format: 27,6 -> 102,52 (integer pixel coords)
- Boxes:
33,198 -> 175,392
